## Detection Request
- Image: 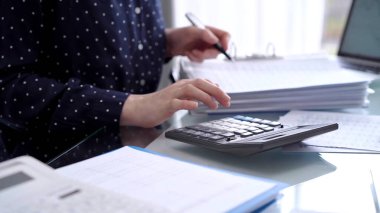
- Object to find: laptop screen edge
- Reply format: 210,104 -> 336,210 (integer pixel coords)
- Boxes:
337,0 -> 380,64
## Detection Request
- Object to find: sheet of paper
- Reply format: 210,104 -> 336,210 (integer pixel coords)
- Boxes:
283,143 -> 380,153
279,110 -> 380,152
194,99 -> 369,114
371,168 -> 380,212
57,147 -> 283,212
181,58 -> 376,94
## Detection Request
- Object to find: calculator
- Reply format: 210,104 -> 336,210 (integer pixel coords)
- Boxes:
165,115 -> 338,156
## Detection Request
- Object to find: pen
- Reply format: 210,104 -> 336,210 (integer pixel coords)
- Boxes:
185,12 -> 233,61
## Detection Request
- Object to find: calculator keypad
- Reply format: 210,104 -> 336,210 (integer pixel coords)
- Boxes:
165,115 -> 338,155
169,116 -> 283,143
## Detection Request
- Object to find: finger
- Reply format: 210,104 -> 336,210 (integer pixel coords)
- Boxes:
190,79 -> 231,108
176,77 -> 219,88
170,99 -> 198,111
206,25 -> 231,50
192,49 -> 219,60
186,51 -> 204,63
177,83 -> 218,109
205,79 -> 220,87
199,28 -> 219,45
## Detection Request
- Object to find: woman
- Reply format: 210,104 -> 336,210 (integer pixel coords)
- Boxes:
0,0 -> 230,160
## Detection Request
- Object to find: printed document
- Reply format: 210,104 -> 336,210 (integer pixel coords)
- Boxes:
181,57 -> 378,113
279,110 -> 380,152
57,146 -> 286,212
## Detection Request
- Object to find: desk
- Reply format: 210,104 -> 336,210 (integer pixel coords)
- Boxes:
145,79 -> 380,212
47,79 -> 380,212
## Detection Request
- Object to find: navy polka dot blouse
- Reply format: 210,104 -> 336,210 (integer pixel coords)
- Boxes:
0,0 -> 167,139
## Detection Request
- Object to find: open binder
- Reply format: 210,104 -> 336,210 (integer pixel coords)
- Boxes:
57,146 -> 286,212
180,56 -> 378,114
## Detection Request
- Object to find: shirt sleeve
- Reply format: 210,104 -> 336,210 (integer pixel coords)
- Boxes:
0,65 -> 129,138
0,1 -> 128,137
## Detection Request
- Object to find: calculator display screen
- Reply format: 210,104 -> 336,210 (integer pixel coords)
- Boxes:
0,172 -> 33,191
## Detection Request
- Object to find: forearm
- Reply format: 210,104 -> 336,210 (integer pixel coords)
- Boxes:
0,67 -> 128,136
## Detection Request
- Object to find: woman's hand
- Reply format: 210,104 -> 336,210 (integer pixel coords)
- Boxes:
165,26 -> 230,62
120,79 -> 230,127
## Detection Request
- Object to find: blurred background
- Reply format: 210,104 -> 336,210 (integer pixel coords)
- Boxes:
161,0 -> 352,57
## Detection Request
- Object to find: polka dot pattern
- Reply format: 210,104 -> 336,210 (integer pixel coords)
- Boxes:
0,0 -> 166,160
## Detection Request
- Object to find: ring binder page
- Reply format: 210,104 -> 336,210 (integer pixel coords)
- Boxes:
57,146 -> 286,213
180,56 -> 379,113
230,42 -> 282,61
279,110 -> 380,152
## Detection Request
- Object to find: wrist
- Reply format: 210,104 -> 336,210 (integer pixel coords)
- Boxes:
120,94 -> 141,126
165,28 -> 175,58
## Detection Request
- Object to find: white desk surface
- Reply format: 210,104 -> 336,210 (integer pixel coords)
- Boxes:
147,79 -> 380,212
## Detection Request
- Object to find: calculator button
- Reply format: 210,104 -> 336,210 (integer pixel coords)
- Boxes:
229,123 -> 241,128
193,131 -> 205,136
203,123 -> 215,128
243,116 -> 258,122
227,127 -> 239,132
241,117 -> 255,122
234,129 -> 248,135
252,118 -> 263,123
259,120 -> 272,125
186,129 -> 198,134
181,128 -> 194,134
229,119 -> 243,125
202,133 -> 214,138
211,120 -> 223,124
222,132 -> 235,137
211,131 -> 224,135
221,118 -> 235,122
171,128 -> 185,133
209,124 -> 224,130
252,129 -> 265,134
247,127 -> 259,131
248,122 -> 260,127
268,121 -> 282,127
233,115 -> 246,120
258,124 -> 269,129
237,125 -> 250,130
240,132 -> 254,138
209,135 -> 225,141
262,127 -> 274,132
235,120 -> 248,125
187,125 -> 204,131
240,121 -> 251,125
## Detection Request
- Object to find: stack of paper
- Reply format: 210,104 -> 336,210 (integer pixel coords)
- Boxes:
180,57 -> 378,113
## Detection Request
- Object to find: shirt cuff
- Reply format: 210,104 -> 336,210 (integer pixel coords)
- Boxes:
85,88 -> 129,127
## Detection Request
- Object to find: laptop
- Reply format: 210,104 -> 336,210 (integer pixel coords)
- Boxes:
334,0 -> 380,72
254,0 -> 380,73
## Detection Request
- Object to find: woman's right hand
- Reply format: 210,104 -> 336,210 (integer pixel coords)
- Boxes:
120,79 -> 231,128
